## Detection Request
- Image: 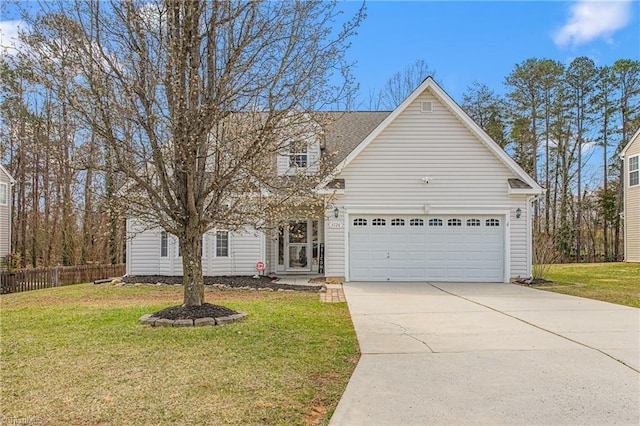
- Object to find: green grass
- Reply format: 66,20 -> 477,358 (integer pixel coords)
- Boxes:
0,284 -> 359,425
539,263 -> 640,308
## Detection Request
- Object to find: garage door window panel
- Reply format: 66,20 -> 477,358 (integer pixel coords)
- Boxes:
372,218 -> 386,226
429,218 -> 443,226
486,219 -> 500,227
353,218 -> 367,226
391,218 -> 405,226
448,218 -> 462,227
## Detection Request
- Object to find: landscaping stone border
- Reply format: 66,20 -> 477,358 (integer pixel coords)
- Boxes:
139,312 -> 248,327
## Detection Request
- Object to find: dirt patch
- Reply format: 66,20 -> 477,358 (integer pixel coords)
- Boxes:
123,275 -> 321,292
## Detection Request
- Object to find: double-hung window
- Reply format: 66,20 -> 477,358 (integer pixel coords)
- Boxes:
216,231 -> 229,257
0,183 -> 7,206
289,141 -> 308,168
629,155 -> 639,187
160,232 -> 168,257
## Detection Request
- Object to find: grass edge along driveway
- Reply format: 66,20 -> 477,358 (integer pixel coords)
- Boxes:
539,262 -> 640,308
0,284 -> 359,426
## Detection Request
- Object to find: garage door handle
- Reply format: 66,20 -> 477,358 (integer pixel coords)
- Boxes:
387,252 -> 390,259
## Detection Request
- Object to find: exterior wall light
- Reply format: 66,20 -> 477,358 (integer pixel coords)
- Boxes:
516,208 -> 522,219
334,207 -> 339,218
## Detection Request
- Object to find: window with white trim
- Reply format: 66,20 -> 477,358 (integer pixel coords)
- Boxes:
353,218 -> 367,226
289,141 -> 308,168
160,232 -> 168,257
467,218 -> 481,227
0,182 -> 7,206
448,218 -> 462,227
216,231 -> 229,257
428,218 -> 443,227
486,219 -> 500,227
409,218 -> 424,226
391,218 -> 405,226
629,155 -> 639,187
372,218 -> 386,226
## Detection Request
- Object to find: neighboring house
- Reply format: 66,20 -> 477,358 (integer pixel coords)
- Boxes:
127,77 -> 543,282
621,128 -> 640,263
0,164 -> 15,262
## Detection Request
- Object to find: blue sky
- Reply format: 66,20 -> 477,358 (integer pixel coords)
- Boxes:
1,0 -> 638,104
340,0 -> 640,106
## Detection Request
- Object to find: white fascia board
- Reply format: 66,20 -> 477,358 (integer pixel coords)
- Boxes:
342,204 -> 514,215
619,128 -> 640,158
508,186 -> 545,196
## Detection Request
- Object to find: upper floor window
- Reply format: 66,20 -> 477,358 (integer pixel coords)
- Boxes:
630,155 -> 639,187
0,183 -> 7,206
289,141 -> 308,168
216,231 -> 229,257
160,232 -> 168,257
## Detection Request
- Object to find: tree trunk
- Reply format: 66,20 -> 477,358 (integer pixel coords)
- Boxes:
181,229 -> 204,307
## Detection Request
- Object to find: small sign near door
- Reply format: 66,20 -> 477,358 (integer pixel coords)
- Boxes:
328,221 -> 343,229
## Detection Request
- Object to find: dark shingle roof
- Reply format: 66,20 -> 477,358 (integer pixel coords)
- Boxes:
318,111 -> 391,168
508,178 -> 532,189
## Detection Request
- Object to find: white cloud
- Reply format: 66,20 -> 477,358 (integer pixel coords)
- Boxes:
553,0 -> 633,47
0,19 -> 26,54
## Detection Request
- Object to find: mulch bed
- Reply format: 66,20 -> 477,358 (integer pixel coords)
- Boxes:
151,303 -> 239,320
122,275 -> 322,292
514,278 -> 553,286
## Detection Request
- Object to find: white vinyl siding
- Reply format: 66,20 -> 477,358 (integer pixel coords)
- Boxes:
0,174 -> 10,257
126,219 -> 265,276
624,138 -> 640,262
324,209 -> 345,278
332,89 -> 531,280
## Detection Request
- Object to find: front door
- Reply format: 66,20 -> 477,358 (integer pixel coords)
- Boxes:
277,220 -> 319,272
288,221 -> 309,270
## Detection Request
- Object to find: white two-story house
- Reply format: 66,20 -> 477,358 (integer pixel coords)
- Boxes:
126,78 -> 542,282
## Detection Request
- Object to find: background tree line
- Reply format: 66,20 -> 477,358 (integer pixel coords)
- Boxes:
1,40 -> 638,267
461,58 -> 639,263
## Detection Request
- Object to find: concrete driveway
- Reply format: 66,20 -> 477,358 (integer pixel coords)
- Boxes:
330,282 -> 640,425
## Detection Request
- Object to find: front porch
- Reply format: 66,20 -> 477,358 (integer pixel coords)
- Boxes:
270,218 -> 325,275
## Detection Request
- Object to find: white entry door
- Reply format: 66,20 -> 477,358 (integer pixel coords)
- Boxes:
349,215 -> 504,282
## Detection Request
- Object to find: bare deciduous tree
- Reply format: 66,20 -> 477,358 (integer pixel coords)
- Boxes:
22,0 -> 363,306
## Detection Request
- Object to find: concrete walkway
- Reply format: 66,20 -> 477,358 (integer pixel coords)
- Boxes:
330,282 -> 640,425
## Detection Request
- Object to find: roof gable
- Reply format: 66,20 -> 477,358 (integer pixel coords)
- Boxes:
0,164 -> 15,184
323,77 -> 542,194
620,127 -> 640,157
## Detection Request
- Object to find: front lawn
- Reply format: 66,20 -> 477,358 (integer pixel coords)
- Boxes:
539,263 -> 640,308
0,284 -> 358,425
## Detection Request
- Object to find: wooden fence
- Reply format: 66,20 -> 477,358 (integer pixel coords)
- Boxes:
0,264 -> 126,294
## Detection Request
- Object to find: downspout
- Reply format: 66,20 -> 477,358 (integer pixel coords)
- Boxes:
527,194 -> 541,279
619,153 -> 626,261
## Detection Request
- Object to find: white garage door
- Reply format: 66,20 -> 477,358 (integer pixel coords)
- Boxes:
349,215 -> 504,282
